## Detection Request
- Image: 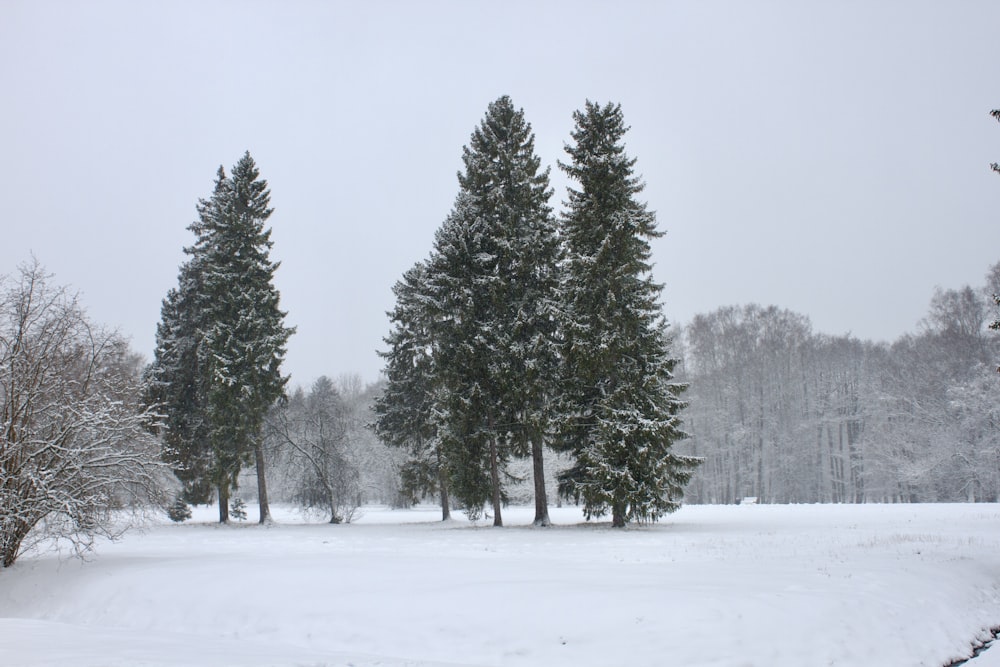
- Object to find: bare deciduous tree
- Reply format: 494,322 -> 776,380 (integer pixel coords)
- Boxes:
268,377 -> 360,523
0,261 -> 167,567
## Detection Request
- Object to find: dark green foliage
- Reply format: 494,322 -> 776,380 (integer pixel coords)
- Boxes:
149,153 -> 293,522
229,497 -> 247,521
199,154 -> 293,516
371,261 -> 451,518
424,193 -> 503,519
397,459 -> 440,506
374,96 -> 559,526
377,98 -> 701,527
422,96 -> 559,526
992,111 -> 999,336
166,496 -> 192,522
148,187 -> 217,505
556,101 -> 700,527
373,263 -> 436,452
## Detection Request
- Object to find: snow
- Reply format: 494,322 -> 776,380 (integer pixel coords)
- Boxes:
2,503 -> 999,667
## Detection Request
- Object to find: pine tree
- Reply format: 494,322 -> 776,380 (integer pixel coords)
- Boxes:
423,97 -> 559,526
556,101 -> 700,527
371,261 -> 451,520
199,152 -> 294,524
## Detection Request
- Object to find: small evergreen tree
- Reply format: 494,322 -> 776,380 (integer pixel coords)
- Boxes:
229,496 -> 247,521
166,495 -> 193,522
555,101 -> 700,527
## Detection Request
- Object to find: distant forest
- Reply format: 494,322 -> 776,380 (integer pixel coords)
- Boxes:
676,263 -> 1000,504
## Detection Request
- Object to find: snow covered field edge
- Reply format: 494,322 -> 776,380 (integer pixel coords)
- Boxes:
1,504 -> 999,667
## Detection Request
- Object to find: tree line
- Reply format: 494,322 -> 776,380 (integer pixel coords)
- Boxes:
677,266 -> 1000,505
671,108 -> 1000,505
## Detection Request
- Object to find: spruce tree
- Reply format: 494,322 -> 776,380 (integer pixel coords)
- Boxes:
147,176 -> 221,506
150,153 -> 293,524
199,152 -> 294,524
166,495 -> 193,522
372,260 -> 451,520
424,192 -> 500,522
556,101 -> 700,527
423,97 -> 559,526
992,111 -> 1000,338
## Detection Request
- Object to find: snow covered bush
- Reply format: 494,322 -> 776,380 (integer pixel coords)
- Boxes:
166,496 -> 192,523
0,261 -> 168,567
267,377 -> 362,523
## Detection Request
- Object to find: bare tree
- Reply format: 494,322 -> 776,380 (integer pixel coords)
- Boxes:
268,377 -> 360,523
678,268 -> 1000,505
0,261 -> 167,567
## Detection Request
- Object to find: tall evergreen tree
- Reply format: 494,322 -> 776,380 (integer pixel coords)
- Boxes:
424,192 -> 501,522
556,101 -> 700,527
200,152 -> 294,523
148,271 -> 212,503
990,110 -> 999,335
147,172 -> 224,505
372,260 -> 451,520
150,153 -> 293,523
423,97 -> 559,527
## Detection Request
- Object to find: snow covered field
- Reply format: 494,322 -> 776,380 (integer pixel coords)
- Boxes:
1,503 -> 999,667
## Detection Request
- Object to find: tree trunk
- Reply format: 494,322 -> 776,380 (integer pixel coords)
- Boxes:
1,518 -> 31,568
488,434 -> 502,527
531,436 -> 550,526
437,464 -> 451,521
254,439 -> 272,524
611,498 -> 626,528
218,485 -> 229,523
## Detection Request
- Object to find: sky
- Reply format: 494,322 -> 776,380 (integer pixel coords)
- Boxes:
2,1 -> 999,387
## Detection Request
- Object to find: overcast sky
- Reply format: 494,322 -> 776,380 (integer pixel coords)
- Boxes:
3,1 -> 999,387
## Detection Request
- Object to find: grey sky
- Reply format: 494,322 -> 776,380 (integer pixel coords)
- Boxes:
3,1 -> 998,387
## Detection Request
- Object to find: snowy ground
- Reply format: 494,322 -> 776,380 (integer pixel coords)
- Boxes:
1,503 -> 999,667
